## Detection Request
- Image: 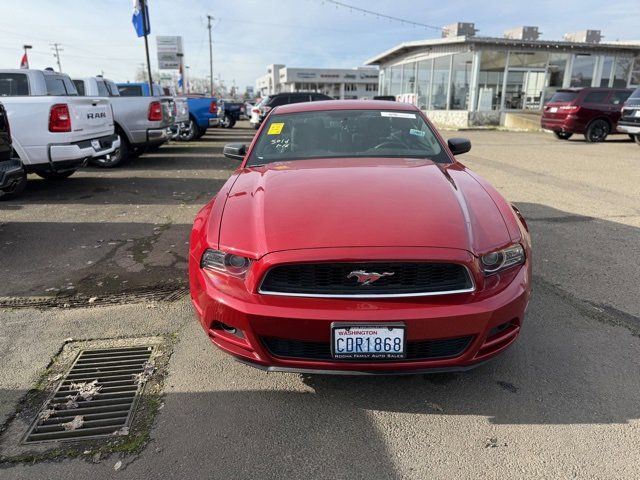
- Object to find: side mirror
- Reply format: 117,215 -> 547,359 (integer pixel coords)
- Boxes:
447,138 -> 471,156
223,143 -> 246,161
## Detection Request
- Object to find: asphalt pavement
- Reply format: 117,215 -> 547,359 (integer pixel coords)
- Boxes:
1,123 -> 639,479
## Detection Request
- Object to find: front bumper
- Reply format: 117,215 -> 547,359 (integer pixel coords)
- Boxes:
0,159 -> 24,190
190,250 -> 531,374
49,134 -> 120,163
616,122 -> 640,135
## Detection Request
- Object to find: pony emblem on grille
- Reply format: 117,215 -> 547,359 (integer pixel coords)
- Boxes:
347,270 -> 395,286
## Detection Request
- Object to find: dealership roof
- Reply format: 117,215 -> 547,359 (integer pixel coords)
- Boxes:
365,35 -> 640,65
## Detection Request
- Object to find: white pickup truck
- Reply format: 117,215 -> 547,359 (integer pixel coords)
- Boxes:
0,69 -> 119,182
73,77 -> 175,167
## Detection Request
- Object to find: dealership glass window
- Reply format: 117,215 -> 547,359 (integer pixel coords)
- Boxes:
544,53 -> 569,102
389,65 -> 403,96
600,56 -> 614,87
508,51 -> 548,69
476,50 -> 506,110
431,56 -> 451,110
629,56 -> 640,86
401,62 -> 416,94
612,56 -> 632,87
416,59 -> 432,110
450,52 -> 473,110
570,54 -> 596,87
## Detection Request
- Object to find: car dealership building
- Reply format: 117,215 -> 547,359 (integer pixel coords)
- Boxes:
256,64 -> 379,100
365,23 -> 640,126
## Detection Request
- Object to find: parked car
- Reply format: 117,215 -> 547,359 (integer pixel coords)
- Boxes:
242,101 -> 254,120
541,87 -> 633,142
249,98 -> 264,129
0,101 -> 25,199
190,100 -> 532,374
616,88 -> 640,146
0,69 -> 119,183
180,95 -> 220,141
73,77 -> 174,167
217,99 -> 245,128
252,92 -> 332,129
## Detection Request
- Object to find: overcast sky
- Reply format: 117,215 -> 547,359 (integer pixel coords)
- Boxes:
1,0 -> 638,90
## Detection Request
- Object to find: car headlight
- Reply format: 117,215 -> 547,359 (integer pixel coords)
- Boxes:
480,244 -> 525,275
201,249 -> 251,276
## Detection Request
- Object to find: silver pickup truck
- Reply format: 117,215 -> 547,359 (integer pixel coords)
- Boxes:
0,69 -> 119,183
72,77 -> 174,167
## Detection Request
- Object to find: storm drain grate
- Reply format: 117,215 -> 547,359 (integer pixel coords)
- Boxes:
24,346 -> 153,443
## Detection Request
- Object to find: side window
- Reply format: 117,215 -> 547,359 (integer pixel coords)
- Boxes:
582,91 -> 608,104
0,73 -> 30,96
609,91 -> 632,105
45,76 -> 69,96
269,96 -> 288,107
73,80 -> 86,96
106,81 -> 120,96
118,85 -> 143,97
96,81 -> 110,97
289,94 -> 309,104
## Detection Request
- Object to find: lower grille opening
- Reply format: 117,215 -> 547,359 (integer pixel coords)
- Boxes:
261,336 -> 473,361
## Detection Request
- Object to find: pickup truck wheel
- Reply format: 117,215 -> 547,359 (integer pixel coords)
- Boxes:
90,134 -> 128,168
553,131 -> 573,140
36,169 -> 76,180
584,119 -> 610,143
178,119 -> 198,141
225,115 -> 236,129
0,169 -> 27,201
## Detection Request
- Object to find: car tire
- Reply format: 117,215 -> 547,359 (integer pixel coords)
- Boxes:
553,131 -> 573,140
222,115 -> 236,129
584,119 -> 610,143
90,133 -> 128,168
178,118 -> 198,141
195,127 -> 207,139
36,169 -> 76,180
0,167 -> 27,201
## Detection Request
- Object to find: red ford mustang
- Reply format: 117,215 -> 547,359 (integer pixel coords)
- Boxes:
189,100 -> 532,374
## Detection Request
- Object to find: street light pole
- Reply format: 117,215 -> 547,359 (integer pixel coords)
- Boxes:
207,15 -> 213,95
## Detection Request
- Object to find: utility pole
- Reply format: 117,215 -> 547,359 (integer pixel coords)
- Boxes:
207,15 -> 213,95
50,43 -> 63,72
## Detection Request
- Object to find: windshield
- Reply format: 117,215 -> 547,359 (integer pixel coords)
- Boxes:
247,109 -> 449,166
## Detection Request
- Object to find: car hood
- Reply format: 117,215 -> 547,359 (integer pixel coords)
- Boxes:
218,158 -> 511,257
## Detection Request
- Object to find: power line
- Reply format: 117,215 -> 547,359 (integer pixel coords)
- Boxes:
318,0 -> 442,31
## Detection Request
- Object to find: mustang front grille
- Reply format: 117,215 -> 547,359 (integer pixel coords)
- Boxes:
259,262 -> 474,297
261,336 -> 473,361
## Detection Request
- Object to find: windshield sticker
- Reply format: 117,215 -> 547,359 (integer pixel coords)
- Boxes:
267,122 -> 285,135
380,112 -> 416,119
409,129 -> 426,137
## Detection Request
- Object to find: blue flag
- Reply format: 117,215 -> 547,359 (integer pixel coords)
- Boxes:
132,0 -> 151,37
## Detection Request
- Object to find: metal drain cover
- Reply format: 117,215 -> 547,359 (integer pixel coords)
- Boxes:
24,346 -> 153,443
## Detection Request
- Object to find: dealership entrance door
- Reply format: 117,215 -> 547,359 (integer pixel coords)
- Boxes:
503,69 -> 546,110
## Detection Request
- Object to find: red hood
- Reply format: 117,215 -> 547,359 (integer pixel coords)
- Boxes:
217,158 -> 511,258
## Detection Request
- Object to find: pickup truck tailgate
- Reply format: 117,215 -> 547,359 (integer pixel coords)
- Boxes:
69,98 -> 114,139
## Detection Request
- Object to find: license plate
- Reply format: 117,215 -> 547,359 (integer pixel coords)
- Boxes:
549,107 -> 558,113
331,323 -> 405,360
91,139 -> 101,150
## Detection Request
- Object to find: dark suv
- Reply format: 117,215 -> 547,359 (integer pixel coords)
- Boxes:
541,87 -> 633,142
616,88 -> 640,146
255,92 -> 332,128
0,101 -> 26,200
